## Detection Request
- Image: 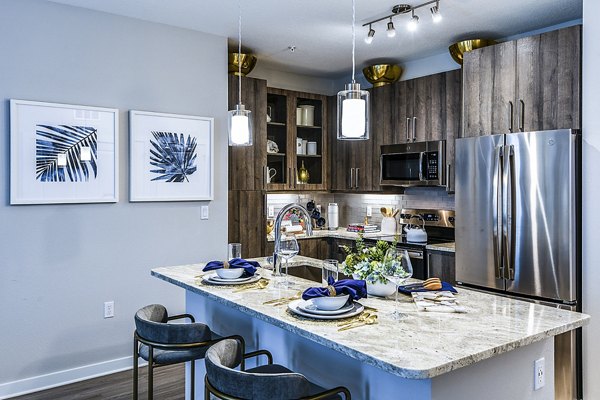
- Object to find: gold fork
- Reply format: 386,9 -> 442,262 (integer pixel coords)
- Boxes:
338,315 -> 378,331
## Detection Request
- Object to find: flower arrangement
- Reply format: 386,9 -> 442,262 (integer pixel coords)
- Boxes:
341,235 -> 398,284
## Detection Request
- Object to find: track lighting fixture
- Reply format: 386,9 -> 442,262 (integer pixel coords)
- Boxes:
386,18 -> 396,38
365,24 -> 375,44
430,1 -> 442,23
407,11 -> 419,32
363,1 -> 442,42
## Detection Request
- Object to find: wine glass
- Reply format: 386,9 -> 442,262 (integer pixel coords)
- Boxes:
382,248 -> 413,320
277,234 -> 299,288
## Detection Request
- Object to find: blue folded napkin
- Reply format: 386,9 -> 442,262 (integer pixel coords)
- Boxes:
398,281 -> 458,295
203,258 -> 259,277
302,276 -> 367,301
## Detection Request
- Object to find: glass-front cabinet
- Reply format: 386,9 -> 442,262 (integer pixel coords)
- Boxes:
266,87 -> 328,191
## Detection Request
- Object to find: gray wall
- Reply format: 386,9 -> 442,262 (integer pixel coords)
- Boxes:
0,0 -> 228,394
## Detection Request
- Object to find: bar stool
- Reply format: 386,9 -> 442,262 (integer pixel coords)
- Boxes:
133,304 -> 245,400
204,338 -> 351,400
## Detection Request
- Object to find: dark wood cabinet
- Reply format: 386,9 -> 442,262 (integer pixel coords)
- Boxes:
228,75 -> 268,191
463,25 -> 581,137
229,190 -> 266,258
427,250 -> 456,284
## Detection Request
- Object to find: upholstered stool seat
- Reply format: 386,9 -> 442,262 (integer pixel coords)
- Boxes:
204,338 -> 351,400
133,304 -> 244,400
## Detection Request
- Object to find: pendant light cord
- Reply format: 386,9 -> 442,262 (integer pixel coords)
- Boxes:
351,0 -> 356,84
238,0 -> 242,105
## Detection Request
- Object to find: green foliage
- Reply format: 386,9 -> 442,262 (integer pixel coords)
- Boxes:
341,234 -> 398,284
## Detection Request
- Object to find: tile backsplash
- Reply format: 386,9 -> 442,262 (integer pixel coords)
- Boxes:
266,188 -> 454,228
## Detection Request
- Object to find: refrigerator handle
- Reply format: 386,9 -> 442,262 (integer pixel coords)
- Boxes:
492,146 -> 503,279
508,101 -> 514,133
506,145 -> 516,280
418,152 -> 425,181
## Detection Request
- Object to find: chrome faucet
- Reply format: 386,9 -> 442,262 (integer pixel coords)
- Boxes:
272,203 -> 313,273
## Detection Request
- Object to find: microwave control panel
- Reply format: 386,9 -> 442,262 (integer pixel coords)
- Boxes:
425,151 -> 438,179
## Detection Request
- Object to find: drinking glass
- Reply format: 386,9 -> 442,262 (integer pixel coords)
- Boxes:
276,234 -> 299,288
382,248 -> 413,320
228,243 -> 242,260
322,259 -> 339,285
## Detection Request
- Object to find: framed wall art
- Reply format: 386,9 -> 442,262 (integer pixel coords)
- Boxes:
129,110 -> 214,202
10,99 -> 119,205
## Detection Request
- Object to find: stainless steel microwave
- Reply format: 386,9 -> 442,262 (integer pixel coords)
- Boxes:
380,140 -> 446,187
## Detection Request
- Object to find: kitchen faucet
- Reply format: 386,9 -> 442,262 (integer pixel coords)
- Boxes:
272,203 -> 313,273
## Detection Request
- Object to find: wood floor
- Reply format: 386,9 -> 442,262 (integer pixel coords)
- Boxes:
13,364 -> 185,400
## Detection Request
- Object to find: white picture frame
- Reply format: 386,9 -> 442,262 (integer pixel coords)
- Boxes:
129,110 -> 214,202
10,99 -> 119,205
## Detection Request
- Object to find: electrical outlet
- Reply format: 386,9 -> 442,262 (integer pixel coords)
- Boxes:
268,206 -> 275,218
201,205 -> 209,220
104,301 -> 114,319
366,206 -> 372,217
534,357 -> 545,390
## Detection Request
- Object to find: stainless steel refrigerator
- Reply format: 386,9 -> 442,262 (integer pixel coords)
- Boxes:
455,129 -> 581,400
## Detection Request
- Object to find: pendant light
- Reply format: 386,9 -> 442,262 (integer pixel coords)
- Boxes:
337,0 -> 369,140
228,1 -> 253,146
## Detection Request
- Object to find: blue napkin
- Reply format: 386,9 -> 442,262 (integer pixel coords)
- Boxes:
302,276 -> 367,301
398,281 -> 458,295
203,258 -> 259,277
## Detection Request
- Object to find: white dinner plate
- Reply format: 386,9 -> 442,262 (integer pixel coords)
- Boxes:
288,300 -> 364,320
203,273 -> 261,285
296,299 -> 355,315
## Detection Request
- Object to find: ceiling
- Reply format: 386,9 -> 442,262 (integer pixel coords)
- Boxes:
47,0 -> 582,79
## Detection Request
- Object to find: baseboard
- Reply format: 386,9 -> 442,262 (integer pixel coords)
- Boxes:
0,356 -> 147,399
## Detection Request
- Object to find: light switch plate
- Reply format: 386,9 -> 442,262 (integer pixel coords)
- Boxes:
201,205 -> 209,220
268,206 -> 275,218
104,301 -> 114,319
366,206 -> 372,217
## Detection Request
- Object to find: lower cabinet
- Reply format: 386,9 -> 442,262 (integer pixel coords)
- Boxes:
265,238 -> 329,260
427,250 -> 456,284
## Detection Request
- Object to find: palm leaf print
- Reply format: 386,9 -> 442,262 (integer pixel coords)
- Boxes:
149,131 -> 197,182
35,125 -> 98,182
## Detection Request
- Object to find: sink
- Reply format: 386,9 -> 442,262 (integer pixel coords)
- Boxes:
286,264 -> 351,283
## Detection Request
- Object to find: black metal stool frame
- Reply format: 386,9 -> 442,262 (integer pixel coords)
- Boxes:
133,312 -> 245,400
204,348 -> 351,400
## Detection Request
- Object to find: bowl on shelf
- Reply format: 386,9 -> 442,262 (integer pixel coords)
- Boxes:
228,53 -> 257,76
312,294 -> 350,311
448,39 -> 497,65
362,64 -> 403,87
216,268 -> 245,279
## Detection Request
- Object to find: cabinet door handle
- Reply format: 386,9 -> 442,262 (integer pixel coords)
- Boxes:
406,118 -> 411,142
349,168 -> 354,189
294,168 -> 298,189
412,117 -> 417,142
264,166 -> 268,187
519,99 -> 525,132
427,253 -> 431,278
508,101 -> 514,133
355,168 -> 360,189
288,167 -> 292,189
446,163 -> 451,188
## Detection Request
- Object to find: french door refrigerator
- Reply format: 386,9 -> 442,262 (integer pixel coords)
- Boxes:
455,129 -> 581,400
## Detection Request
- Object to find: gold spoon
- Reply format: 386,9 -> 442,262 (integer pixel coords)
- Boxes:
338,314 -> 378,331
264,292 -> 302,305
232,279 -> 269,293
337,312 -> 371,327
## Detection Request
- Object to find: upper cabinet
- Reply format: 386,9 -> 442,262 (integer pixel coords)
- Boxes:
228,75 -> 267,191
266,88 -> 329,191
463,25 -> 581,137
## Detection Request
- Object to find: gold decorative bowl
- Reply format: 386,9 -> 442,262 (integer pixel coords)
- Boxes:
362,64 -> 403,87
228,53 -> 257,76
449,39 -> 498,65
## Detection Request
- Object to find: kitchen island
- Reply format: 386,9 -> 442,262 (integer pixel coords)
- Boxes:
152,257 -> 589,400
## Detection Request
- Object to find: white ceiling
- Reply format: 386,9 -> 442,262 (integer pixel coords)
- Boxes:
47,0 -> 582,78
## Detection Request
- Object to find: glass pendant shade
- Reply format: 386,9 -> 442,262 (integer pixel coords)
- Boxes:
337,83 -> 370,140
228,104 -> 253,146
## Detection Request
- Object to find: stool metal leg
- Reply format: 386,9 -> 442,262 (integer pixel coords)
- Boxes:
133,336 -> 139,400
190,360 -> 195,399
148,346 -> 154,400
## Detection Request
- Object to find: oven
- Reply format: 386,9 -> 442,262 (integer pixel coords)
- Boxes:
380,140 -> 446,187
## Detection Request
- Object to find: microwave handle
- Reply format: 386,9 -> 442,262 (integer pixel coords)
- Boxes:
418,152 -> 425,181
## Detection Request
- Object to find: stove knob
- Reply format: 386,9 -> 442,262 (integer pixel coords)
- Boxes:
448,217 -> 455,224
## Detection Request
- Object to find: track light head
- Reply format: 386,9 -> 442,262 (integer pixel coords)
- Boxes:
365,25 -> 375,44
407,12 -> 419,32
386,18 -> 396,38
430,3 -> 442,23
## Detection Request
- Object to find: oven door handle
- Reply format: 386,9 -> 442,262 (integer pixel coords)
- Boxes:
418,152 -> 425,181
398,250 -> 423,259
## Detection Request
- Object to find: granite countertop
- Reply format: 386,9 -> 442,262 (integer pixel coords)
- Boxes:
426,242 -> 456,253
151,257 -> 589,380
267,228 -> 387,242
